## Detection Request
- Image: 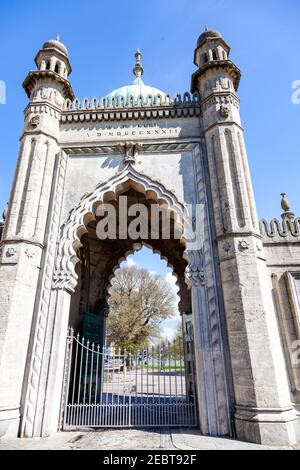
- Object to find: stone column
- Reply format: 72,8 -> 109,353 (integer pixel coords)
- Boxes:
0,36 -> 74,437
192,29 -> 300,445
186,249 -> 231,436
40,289 -> 72,436
0,134 -> 59,437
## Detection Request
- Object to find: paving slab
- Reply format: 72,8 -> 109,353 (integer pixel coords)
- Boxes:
171,430 -> 288,450
0,429 -> 296,450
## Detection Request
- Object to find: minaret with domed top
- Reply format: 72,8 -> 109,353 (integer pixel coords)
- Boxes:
0,37 -> 74,438
192,27 -> 300,445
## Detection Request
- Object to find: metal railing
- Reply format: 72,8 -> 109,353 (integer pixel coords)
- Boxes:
60,328 -> 198,429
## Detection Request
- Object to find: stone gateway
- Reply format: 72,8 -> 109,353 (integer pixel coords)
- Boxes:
0,29 -> 300,446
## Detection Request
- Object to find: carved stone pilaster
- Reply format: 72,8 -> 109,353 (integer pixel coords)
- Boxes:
185,250 -> 205,288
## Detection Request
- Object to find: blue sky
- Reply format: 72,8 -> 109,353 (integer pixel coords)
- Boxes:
1,0 -> 299,218
0,1 -> 299,303
121,247 -> 181,339
0,0 -> 299,220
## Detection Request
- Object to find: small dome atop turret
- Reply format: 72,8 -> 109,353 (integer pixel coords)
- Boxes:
42,36 -> 68,57
197,28 -> 222,47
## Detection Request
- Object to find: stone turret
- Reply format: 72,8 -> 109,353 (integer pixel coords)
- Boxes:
23,39 -> 74,132
5,37 -> 74,242
23,36 -> 73,99
191,28 -> 300,445
0,37 -> 74,438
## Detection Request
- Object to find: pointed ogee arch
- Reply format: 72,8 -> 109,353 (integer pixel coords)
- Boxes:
53,164 -> 186,292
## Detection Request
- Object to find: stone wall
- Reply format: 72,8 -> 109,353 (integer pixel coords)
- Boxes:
261,217 -> 300,409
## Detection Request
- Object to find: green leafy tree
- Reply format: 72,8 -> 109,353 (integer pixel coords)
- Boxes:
107,266 -> 177,351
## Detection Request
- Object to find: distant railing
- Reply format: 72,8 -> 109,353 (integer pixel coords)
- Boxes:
63,91 -> 200,111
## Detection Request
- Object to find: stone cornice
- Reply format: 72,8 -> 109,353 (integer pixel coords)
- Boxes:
24,100 -> 62,116
203,120 -> 244,134
60,103 -> 201,123
201,91 -> 240,110
23,70 -> 75,100
0,238 -> 44,249
260,217 -> 300,241
19,129 -> 59,144
216,232 -> 263,242
62,140 -> 199,156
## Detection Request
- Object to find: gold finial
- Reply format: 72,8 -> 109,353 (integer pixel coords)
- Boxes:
133,49 -> 144,79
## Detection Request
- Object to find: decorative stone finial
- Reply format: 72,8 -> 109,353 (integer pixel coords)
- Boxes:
281,193 -> 295,221
56,34 -> 60,41
133,49 -> 144,78
281,193 -> 290,212
205,25 -> 208,31
0,203 -> 7,241
1,203 -> 8,222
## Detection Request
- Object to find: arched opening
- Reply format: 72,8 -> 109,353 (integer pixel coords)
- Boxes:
61,180 -> 197,429
202,52 -> 208,64
54,62 -> 60,74
212,49 -> 218,61
45,61 -> 51,70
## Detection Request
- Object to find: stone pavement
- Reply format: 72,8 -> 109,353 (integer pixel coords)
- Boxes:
0,428 -> 297,450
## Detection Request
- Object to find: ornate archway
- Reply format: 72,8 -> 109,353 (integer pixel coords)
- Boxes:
21,163 -> 232,438
52,164 -> 186,293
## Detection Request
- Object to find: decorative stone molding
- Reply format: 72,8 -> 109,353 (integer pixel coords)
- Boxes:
60,105 -> 201,123
23,69 -> 74,101
60,92 -> 201,124
185,250 -> 205,287
6,247 -> 16,257
62,141 -> 198,157
24,248 -> 35,259
25,104 -> 61,120
222,240 -> 232,253
63,91 -> 200,111
260,217 -> 300,239
30,115 -> 40,128
219,104 -> 230,118
201,93 -> 240,112
238,240 -> 250,252
29,86 -> 64,108
191,59 -> 241,93
119,141 -> 143,164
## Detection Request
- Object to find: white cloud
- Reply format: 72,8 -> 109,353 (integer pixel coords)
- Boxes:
160,316 -> 181,340
125,257 -> 137,268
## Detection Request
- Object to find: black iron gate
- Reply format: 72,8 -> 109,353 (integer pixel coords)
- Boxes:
60,327 -> 198,429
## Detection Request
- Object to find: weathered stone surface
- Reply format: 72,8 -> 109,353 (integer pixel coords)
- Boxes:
0,30 -> 299,447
